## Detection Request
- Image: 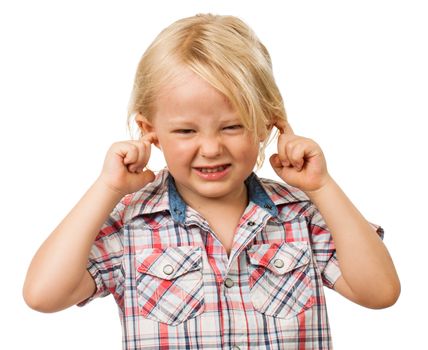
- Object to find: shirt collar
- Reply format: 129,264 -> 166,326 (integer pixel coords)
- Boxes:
167,175 -> 187,223
126,168 -> 310,223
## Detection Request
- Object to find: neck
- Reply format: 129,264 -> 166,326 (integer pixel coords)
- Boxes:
179,184 -> 249,219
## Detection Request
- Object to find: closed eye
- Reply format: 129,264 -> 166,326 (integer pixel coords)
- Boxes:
173,129 -> 195,134
223,125 -> 243,130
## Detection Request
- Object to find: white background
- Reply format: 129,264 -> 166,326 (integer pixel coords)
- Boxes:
1,0 -> 427,349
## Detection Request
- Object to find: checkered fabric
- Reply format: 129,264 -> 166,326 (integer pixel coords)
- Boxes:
78,168 -> 383,349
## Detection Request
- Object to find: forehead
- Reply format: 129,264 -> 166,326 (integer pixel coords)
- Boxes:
153,68 -> 236,120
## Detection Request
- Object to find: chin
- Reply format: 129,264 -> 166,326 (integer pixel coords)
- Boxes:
199,183 -> 243,199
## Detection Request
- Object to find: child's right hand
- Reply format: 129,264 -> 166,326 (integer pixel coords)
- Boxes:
97,132 -> 157,196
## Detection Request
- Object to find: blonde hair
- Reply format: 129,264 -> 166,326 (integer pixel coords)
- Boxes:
127,13 -> 287,168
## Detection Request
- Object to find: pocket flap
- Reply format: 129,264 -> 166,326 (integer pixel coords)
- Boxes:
247,241 -> 310,275
137,246 -> 202,280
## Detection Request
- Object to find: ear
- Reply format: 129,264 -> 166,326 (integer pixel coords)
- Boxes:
135,113 -> 161,148
135,113 -> 154,133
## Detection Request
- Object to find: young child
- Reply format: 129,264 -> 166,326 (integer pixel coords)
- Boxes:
23,13 -> 400,349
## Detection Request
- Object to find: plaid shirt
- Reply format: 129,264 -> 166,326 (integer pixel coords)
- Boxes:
79,168 -> 383,349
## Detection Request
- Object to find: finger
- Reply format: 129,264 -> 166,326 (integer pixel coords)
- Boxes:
269,154 -> 286,179
136,169 -> 155,184
127,140 -> 152,173
288,143 -> 305,171
120,143 -> 139,166
269,154 -> 282,169
277,134 -> 291,167
274,119 -> 294,135
141,131 -> 158,145
127,132 -> 157,171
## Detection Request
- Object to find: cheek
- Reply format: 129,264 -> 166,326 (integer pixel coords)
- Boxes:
230,137 -> 259,157
158,138 -> 194,161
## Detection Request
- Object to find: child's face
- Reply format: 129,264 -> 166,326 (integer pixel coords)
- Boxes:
142,68 -> 260,206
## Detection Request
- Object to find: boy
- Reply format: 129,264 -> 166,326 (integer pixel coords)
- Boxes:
23,14 -> 400,349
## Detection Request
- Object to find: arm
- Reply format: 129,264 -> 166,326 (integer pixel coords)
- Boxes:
306,176 -> 400,308
23,135 -> 157,312
23,180 -> 124,312
270,120 -> 400,309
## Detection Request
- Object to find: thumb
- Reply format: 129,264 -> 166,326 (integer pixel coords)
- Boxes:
130,169 -> 156,191
139,169 -> 156,184
269,154 -> 285,179
269,154 -> 283,170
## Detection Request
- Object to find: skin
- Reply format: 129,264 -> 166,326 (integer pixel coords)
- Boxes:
22,136 -> 157,312
270,120 -> 401,308
23,69 -> 400,313
137,69 -> 261,216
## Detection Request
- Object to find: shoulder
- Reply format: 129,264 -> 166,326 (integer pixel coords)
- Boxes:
256,175 -> 310,204
254,175 -> 317,221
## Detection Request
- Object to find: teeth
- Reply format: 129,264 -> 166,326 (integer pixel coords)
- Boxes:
199,165 -> 227,173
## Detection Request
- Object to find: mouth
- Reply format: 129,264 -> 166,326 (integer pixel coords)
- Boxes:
193,164 -> 232,180
193,164 -> 231,173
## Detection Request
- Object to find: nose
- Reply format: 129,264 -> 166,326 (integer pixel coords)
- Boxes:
199,135 -> 222,158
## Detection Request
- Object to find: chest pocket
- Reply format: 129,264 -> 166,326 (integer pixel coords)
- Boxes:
136,245 -> 205,326
246,241 -> 314,319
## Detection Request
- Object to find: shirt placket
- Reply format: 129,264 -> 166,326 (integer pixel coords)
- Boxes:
227,204 -> 273,273
184,202 -> 274,350
221,205 -> 273,350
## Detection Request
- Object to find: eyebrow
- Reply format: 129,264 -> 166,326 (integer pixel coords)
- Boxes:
167,118 -> 242,127
166,119 -> 195,126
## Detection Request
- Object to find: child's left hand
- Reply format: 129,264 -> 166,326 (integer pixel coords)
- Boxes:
269,119 -> 331,194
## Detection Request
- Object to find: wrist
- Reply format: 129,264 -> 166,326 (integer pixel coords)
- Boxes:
304,174 -> 336,201
94,176 -> 127,201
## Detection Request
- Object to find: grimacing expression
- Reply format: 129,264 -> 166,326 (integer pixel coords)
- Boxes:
139,68 -> 261,207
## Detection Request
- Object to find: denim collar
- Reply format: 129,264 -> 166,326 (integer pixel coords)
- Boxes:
167,172 -> 278,224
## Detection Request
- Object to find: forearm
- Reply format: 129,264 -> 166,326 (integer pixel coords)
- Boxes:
23,178 -> 123,308
306,175 -> 400,306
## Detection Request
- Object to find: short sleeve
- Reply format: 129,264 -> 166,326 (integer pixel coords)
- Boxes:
77,198 -> 127,307
306,204 -> 384,289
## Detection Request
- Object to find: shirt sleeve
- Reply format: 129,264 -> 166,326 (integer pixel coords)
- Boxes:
77,197 -> 127,307
306,203 -> 385,289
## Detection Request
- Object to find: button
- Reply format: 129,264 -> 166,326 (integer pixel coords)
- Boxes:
224,278 -> 234,288
273,259 -> 284,268
231,346 -> 241,350
264,204 -> 272,210
247,221 -> 255,226
163,264 -> 174,275
174,208 -> 182,215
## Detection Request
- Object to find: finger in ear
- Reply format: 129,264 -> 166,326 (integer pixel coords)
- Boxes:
273,118 -> 295,136
135,113 -> 154,134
